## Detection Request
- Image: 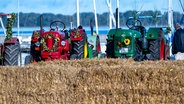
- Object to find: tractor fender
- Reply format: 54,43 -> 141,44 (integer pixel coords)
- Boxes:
4,37 -> 19,45
2,37 -> 19,55
87,35 -> 98,50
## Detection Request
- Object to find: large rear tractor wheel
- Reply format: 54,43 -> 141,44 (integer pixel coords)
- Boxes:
70,33 -> 87,59
149,38 -> 165,60
4,42 -> 21,66
106,40 -> 114,58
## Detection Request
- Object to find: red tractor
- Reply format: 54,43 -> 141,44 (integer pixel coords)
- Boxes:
25,20 -> 70,63
25,16 -> 102,64
69,26 -> 102,59
0,13 -> 21,66
69,26 -> 88,59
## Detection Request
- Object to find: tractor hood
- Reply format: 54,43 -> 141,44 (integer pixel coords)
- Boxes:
43,31 -> 66,39
116,29 -> 142,38
107,29 -> 142,40
107,28 -> 142,57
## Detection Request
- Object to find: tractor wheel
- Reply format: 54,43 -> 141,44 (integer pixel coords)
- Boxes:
106,40 -> 114,58
164,42 -> 170,60
149,38 -> 165,60
70,54 -> 78,59
93,36 -> 101,57
70,33 -> 87,59
30,42 -> 41,62
24,55 -> 33,65
4,41 -> 21,66
133,43 -> 144,61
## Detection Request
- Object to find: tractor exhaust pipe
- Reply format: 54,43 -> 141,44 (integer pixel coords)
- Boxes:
90,19 -> 93,35
116,8 -> 118,30
40,15 -> 43,35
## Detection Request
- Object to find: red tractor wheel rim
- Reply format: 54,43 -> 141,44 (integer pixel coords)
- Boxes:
160,40 -> 165,60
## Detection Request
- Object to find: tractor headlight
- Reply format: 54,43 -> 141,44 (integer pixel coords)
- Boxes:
35,42 -> 40,47
124,39 -> 130,45
117,42 -> 123,48
61,41 -> 66,46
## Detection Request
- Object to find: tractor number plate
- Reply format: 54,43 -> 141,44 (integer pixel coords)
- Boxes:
119,48 -> 128,53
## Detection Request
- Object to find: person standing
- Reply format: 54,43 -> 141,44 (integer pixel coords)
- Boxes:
172,23 -> 184,58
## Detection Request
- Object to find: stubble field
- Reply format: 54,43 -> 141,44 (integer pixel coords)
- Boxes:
0,58 -> 183,104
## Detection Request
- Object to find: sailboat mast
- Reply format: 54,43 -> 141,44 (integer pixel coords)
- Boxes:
168,0 -> 173,29
168,0 -> 173,55
179,0 -> 184,12
178,0 -> 184,24
109,0 -> 112,29
76,0 -> 80,27
93,0 -> 98,34
106,0 -> 116,28
17,0 -> 20,36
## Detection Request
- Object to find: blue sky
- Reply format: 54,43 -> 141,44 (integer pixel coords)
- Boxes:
0,0 -> 183,15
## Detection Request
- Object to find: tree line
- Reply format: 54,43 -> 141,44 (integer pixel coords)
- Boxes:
1,10 -> 183,28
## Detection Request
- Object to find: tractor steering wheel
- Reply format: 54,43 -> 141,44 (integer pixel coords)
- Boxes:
126,18 -> 142,30
50,21 -> 66,31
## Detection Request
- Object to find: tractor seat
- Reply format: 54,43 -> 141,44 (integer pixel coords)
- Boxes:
135,26 -> 146,37
63,30 -> 69,39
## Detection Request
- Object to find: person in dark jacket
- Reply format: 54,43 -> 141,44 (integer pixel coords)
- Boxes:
172,23 -> 184,54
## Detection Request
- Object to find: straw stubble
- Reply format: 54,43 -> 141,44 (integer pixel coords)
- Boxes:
0,58 -> 183,103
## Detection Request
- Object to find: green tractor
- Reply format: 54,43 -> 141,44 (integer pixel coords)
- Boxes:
106,18 -> 170,61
